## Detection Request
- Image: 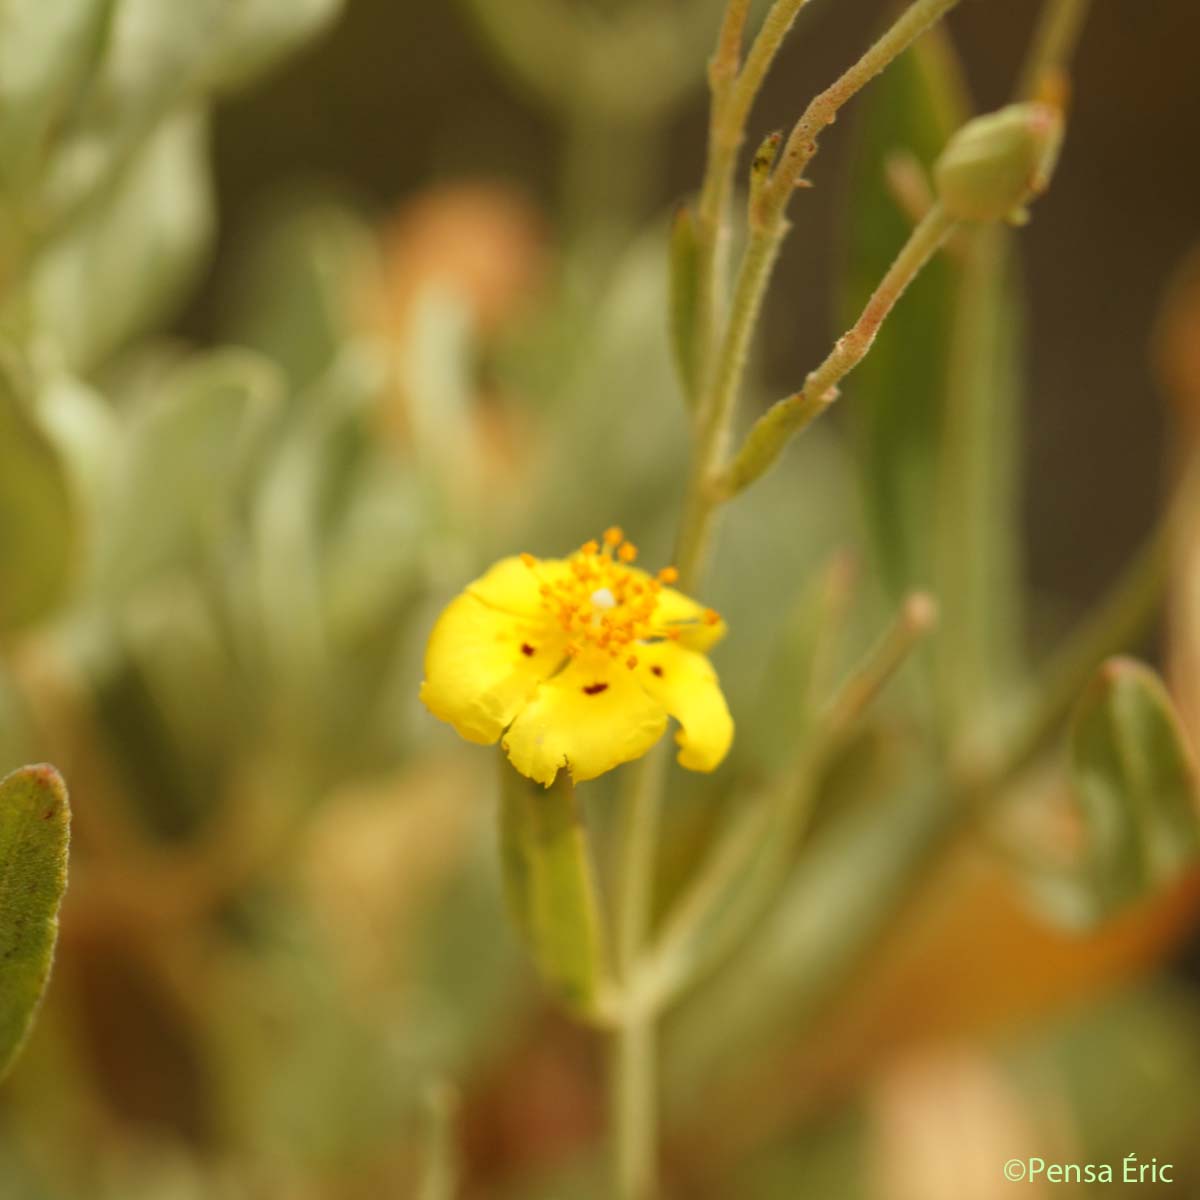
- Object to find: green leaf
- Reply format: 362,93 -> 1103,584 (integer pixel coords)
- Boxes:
32,107 -> 214,370
221,197 -> 379,393
666,778 -> 953,1102
841,23 -> 968,600
933,226 -> 1027,726
1027,658 -> 1200,929
204,0 -> 344,93
0,764 -> 70,1081
668,203 -> 701,406
0,0 -> 114,198
0,362 -> 75,633
97,348 -> 283,597
498,762 -> 611,1020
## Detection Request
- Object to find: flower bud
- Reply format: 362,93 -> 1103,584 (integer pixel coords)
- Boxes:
934,102 -> 1063,225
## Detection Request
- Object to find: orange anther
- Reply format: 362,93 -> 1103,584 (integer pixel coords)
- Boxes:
703,608 -> 721,626
667,628 -> 681,641
618,542 -> 638,563
657,566 -> 678,584
520,551 -> 536,568
581,539 -> 599,556
626,655 -> 638,669
603,526 -> 624,547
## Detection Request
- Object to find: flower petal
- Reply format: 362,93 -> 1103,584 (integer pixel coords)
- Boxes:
502,654 -> 668,786
637,642 -> 733,772
467,554 -> 570,617
653,585 -> 726,651
421,593 -> 564,744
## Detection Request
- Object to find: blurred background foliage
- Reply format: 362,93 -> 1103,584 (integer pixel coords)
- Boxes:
1,0 -> 1200,1197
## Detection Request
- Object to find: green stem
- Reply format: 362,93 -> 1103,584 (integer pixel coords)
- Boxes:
675,214 -> 787,586
692,0 -> 813,415
612,5 -> 967,1190
611,742 -> 670,1200
718,203 -> 959,496
1015,0 -> 1092,101
680,0 -> 964,572
760,0 -> 962,216
821,592 -> 939,741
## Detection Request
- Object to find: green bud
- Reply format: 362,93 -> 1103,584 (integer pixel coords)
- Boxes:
934,102 -> 1063,224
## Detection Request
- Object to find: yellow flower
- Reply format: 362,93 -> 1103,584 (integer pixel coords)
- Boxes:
420,529 -> 734,785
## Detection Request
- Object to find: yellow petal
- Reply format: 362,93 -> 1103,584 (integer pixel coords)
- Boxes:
502,653 -> 668,786
637,642 -> 733,772
421,593 -> 564,744
653,585 -> 727,651
467,554 -> 570,617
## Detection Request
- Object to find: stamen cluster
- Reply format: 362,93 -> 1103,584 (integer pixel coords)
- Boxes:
521,528 -> 684,667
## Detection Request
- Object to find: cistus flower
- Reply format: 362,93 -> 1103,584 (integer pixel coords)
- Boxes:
421,528 -> 734,786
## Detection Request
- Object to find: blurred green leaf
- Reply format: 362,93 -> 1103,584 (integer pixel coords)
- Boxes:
0,764 -> 70,1082
97,348 -> 283,597
666,778 -> 952,1104
0,0 -> 113,199
841,25 -> 967,598
33,108 -> 213,370
0,362 -> 75,633
499,763 -> 611,1020
250,360 -> 363,693
40,0 -> 339,224
668,203 -> 701,406
1026,658 -> 1200,929
222,197 -> 378,392
204,0 -> 344,93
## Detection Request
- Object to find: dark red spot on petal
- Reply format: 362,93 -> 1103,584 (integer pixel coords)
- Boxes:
650,665 -> 664,677
521,643 -> 536,656
582,682 -> 609,695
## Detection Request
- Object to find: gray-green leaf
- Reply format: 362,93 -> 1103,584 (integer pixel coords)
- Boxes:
32,107 -> 214,371
0,763 -> 70,1081
97,348 -> 283,598
1029,658 -> 1200,929
498,762 -> 611,1021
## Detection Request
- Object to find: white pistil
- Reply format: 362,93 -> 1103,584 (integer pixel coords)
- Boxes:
591,587 -> 617,610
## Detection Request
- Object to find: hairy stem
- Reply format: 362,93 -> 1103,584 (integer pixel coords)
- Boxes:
718,203 -> 958,496
693,0 -> 813,412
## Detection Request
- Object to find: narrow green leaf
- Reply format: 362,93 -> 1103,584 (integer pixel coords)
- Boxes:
843,27 -> 1028,723
0,764 -> 70,1081
498,762 -> 610,1020
841,23 -> 968,599
668,203 -> 702,406
933,226 -> 1027,726
0,362 -> 75,633
1027,658 -> 1200,929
